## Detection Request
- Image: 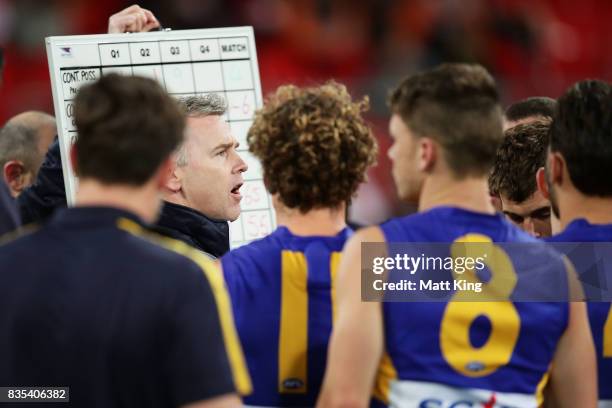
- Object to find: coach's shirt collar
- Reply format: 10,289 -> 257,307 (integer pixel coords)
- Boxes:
154,201 -> 230,259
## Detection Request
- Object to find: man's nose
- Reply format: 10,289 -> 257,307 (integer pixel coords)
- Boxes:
523,217 -> 538,237
234,151 -> 248,174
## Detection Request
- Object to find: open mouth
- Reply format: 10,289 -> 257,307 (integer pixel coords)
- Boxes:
231,183 -> 243,200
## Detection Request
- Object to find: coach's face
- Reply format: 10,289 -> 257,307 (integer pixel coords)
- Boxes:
388,114 -> 423,203
177,115 -> 247,221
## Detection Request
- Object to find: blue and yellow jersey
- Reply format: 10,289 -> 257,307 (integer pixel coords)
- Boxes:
376,206 -> 569,407
221,226 -> 352,407
221,227 -> 352,407
548,219 -> 612,407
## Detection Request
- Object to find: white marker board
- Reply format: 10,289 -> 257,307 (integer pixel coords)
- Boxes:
46,27 -> 274,248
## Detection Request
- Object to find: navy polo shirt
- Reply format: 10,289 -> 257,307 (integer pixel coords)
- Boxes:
0,206 -> 250,407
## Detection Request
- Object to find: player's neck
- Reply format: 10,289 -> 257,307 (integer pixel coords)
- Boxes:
559,192 -> 612,229
274,200 -> 347,236
418,174 -> 495,215
76,179 -> 162,224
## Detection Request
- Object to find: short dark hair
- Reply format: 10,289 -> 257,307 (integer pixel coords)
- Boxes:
549,80 -> 612,196
74,74 -> 184,185
248,82 -> 378,212
388,63 -> 503,177
505,97 -> 557,123
489,119 -> 550,202
0,124 -> 39,172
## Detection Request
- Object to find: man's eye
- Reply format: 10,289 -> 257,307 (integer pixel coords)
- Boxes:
532,208 -> 551,220
217,150 -> 228,157
506,213 -> 524,224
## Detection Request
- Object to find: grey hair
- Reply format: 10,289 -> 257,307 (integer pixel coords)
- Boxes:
175,94 -> 227,166
0,123 -> 39,171
177,93 -> 227,117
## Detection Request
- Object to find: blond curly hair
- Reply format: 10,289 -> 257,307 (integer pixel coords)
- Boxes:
248,81 -> 378,212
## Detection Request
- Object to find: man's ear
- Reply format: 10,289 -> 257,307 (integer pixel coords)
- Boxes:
418,137 -> 437,173
3,160 -> 30,197
164,158 -> 182,193
549,151 -> 565,187
155,157 -> 176,190
536,167 -> 549,200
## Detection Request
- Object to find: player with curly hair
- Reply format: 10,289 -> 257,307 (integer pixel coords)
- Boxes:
220,81 -> 378,407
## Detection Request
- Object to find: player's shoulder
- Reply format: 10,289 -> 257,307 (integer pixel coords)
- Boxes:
220,228 -> 290,281
340,225 -> 387,262
350,225 -> 386,243
225,228 -> 284,261
0,223 -> 41,248
0,224 -> 46,266
503,225 -> 540,243
117,217 -> 219,281
547,219 -> 612,242
379,210 -> 442,243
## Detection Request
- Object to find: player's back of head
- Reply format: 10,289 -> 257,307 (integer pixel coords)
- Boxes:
73,74 -> 184,186
490,119 -> 551,202
247,81 -> 378,213
0,111 -> 56,174
388,63 -> 503,178
505,96 -> 557,127
550,79 -> 612,196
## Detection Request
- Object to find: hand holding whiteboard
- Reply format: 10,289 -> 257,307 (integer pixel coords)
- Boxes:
107,5 -> 160,34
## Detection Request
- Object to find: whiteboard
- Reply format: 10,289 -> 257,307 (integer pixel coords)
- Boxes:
45,27 -> 275,248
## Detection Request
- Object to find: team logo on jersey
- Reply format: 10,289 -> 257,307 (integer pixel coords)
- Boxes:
465,361 -> 486,373
282,378 -> 304,390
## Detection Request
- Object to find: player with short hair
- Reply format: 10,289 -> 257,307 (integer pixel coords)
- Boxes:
543,79 -> 612,407
220,81 -> 377,406
318,63 -> 596,408
504,96 -> 557,130
489,120 -> 552,237
493,96 -> 557,213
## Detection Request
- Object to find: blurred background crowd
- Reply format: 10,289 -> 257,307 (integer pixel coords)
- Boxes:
1,0 -> 611,224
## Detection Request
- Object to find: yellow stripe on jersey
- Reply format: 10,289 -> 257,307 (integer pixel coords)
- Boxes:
0,223 -> 39,246
535,367 -> 550,407
372,351 -> 398,404
117,218 -> 252,395
329,251 -> 341,323
279,250 -> 309,393
604,304 -> 612,358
